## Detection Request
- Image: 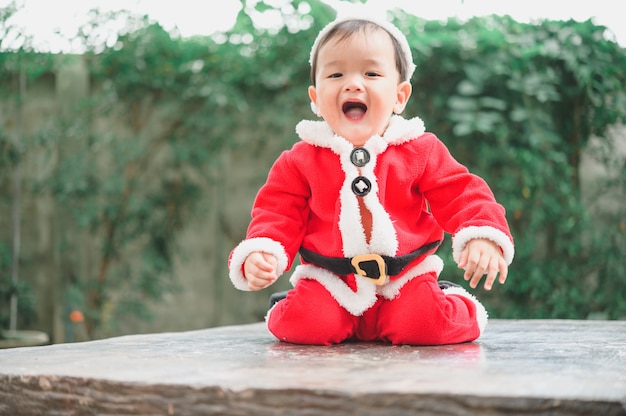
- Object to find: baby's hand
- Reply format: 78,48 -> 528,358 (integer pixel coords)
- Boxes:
244,252 -> 278,291
458,238 -> 508,290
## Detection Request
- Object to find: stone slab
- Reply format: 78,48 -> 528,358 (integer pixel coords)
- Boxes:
0,319 -> 625,415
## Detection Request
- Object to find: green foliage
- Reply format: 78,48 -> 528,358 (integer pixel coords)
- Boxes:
398,13 -> 626,318
0,241 -> 36,330
0,0 -> 19,51
0,1 -> 53,332
26,1 -> 339,335
1,0 -> 625,335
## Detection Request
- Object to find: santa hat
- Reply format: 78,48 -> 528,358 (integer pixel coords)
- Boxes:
308,11 -> 416,115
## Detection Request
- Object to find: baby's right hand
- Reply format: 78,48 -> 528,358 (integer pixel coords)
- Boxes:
244,252 -> 278,291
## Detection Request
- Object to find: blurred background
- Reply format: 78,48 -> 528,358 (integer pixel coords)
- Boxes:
1,0 -> 625,345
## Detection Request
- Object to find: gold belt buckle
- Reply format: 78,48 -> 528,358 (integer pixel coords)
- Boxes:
351,254 -> 387,285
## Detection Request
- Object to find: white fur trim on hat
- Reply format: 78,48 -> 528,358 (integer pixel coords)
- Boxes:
310,12 -> 416,81
309,10 -> 416,115
310,101 -> 321,117
228,237 -> 289,291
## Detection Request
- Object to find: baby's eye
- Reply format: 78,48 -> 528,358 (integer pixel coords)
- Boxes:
365,72 -> 380,77
328,73 -> 342,79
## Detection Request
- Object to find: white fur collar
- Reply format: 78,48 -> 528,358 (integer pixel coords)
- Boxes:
295,115 -> 426,153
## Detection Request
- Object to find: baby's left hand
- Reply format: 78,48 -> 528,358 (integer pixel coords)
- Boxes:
458,238 -> 508,290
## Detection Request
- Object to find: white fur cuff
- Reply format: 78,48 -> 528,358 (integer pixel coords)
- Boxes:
228,238 -> 289,291
443,286 -> 489,334
452,226 -> 514,265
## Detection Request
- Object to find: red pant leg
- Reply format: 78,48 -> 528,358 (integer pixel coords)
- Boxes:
376,272 -> 482,345
267,279 -> 358,345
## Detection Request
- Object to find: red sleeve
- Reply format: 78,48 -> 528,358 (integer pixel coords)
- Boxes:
416,134 -> 514,262
246,147 -> 311,270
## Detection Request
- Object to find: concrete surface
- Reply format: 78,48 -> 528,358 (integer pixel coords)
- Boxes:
0,319 -> 625,415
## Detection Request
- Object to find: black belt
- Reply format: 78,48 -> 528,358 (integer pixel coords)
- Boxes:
299,240 -> 441,285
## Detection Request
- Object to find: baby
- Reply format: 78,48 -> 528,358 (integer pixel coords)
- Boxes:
228,14 -> 514,346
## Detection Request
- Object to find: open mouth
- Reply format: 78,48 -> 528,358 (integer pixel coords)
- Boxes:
342,101 -> 367,120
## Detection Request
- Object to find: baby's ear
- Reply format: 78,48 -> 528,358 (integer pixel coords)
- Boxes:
393,81 -> 412,114
308,85 -> 321,117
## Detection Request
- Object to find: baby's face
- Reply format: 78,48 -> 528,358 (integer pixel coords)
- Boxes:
308,28 -> 411,146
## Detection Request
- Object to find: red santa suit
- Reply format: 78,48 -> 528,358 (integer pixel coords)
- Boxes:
229,115 -> 514,346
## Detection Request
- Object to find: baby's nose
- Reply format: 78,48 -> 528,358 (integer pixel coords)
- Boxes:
344,75 -> 364,91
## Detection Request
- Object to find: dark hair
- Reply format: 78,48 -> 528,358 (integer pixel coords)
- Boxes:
310,20 -> 409,86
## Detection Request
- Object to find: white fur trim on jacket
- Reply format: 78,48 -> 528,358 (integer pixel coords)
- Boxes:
377,255 -> 444,300
442,286 -> 489,334
289,255 -> 445,316
290,264 -> 378,316
452,225 -> 515,265
295,115 -> 425,148
229,238 -> 289,291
